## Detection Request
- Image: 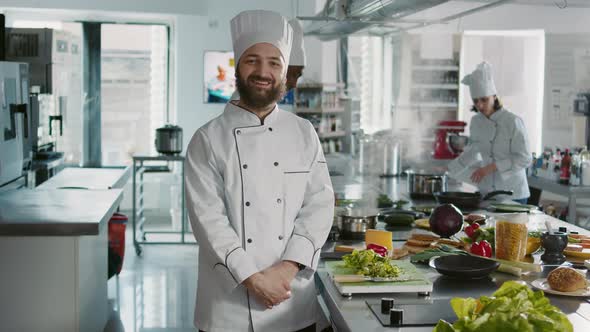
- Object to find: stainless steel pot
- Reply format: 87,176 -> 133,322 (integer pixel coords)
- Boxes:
155,124 -> 183,155
406,170 -> 448,199
339,210 -> 378,240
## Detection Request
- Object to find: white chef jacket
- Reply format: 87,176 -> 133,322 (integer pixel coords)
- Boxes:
184,102 -> 335,331
448,108 -> 532,200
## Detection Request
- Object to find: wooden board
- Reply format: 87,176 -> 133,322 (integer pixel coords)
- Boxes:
325,260 -> 433,295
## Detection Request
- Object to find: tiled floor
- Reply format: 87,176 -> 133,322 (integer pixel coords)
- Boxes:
104,232 -> 199,332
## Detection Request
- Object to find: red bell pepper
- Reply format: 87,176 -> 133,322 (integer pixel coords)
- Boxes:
366,243 -> 388,257
464,223 -> 480,239
470,240 -> 492,258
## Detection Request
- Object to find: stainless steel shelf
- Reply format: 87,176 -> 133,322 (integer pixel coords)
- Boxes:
132,155 -> 190,256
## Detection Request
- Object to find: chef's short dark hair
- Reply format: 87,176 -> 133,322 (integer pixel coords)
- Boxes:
471,95 -> 503,113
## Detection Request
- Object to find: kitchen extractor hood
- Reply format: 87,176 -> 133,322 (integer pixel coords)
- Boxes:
300,0 -> 451,40
301,0 -> 590,39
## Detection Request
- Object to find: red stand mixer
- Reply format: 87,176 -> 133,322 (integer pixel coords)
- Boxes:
433,120 -> 468,159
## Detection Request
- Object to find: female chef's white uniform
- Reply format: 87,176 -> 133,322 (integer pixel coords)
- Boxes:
449,62 -> 532,203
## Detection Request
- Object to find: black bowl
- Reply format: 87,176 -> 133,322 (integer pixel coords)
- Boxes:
430,255 -> 500,280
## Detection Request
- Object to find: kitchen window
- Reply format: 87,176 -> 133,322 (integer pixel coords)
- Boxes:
347,35 -> 393,134
101,24 -> 170,166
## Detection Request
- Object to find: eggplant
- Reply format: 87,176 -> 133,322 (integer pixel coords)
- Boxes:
429,204 -> 464,238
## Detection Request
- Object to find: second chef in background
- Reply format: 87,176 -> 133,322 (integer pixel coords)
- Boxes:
448,61 -> 532,204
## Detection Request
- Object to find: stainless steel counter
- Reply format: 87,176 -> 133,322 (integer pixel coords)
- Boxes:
527,175 -> 590,225
0,189 -> 123,236
317,175 -> 590,332
37,166 -> 131,190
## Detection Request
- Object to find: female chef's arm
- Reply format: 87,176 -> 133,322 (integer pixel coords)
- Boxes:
494,116 -> 532,179
448,118 -> 482,176
281,129 -> 335,279
184,129 -> 259,288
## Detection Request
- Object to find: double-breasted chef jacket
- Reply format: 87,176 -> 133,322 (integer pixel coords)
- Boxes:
449,108 -> 532,200
185,102 -> 335,331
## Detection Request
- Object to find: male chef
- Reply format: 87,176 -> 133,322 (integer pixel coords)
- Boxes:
185,10 -> 334,332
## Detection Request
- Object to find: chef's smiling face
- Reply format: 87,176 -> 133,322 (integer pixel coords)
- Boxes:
236,43 -> 287,109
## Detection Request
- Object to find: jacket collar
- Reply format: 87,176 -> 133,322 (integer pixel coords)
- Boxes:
223,102 -> 280,127
489,108 -> 505,122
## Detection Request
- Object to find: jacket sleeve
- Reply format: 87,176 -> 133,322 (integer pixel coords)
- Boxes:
184,130 -> 259,287
494,116 -> 532,179
448,118 -> 482,176
281,129 -> 335,279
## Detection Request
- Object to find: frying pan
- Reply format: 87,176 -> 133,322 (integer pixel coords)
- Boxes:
430,255 -> 500,280
434,190 -> 513,210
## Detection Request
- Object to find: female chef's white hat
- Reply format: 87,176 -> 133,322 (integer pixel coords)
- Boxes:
231,10 -> 293,69
288,18 -> 306,67
461,61 -> 497,99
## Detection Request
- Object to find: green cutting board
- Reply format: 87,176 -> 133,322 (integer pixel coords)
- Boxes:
325,260 -> 433,295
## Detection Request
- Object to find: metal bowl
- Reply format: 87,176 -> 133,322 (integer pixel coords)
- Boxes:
449,135 -> 469,153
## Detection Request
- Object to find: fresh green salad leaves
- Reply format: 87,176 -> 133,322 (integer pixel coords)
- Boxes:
433,281 -> 573,332
342,249 -> 401,278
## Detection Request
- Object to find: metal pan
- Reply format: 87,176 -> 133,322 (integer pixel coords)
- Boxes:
434,190 -> 513,210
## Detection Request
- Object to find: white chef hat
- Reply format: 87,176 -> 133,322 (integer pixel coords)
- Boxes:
288,18 -> 306,66
461,61 -> 497,99
231,10 -> 293,68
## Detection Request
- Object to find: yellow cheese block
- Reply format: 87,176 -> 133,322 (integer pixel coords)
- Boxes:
365,229 -> 393,251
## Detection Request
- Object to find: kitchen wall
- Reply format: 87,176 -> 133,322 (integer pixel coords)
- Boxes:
543,34 -> 590,150
0,0 -> 207,15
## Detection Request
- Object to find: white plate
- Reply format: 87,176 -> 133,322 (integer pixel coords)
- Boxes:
531,278 -> 590,297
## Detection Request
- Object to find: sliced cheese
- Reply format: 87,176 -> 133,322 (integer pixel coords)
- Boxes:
365,229 -> 393,251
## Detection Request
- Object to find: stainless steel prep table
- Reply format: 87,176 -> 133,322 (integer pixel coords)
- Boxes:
0,188 -> 123,332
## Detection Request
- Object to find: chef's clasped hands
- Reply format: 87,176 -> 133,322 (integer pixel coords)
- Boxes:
242,260 -> 300,309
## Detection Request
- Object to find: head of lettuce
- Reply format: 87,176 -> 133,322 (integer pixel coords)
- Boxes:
434,280 -> 572,332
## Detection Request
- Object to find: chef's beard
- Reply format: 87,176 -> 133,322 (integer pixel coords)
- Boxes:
236,72 -> 286,109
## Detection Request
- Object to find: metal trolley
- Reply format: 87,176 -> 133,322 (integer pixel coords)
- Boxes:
132,155 -> 192,256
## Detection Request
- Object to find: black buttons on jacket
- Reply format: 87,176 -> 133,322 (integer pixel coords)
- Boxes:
268,127 -> 273,132
245,202 -> 250,207
274,162 -> 279,166
247,238 -> 253,243
243,164 -> 248,169
277,198 -> 282,204
278,235 -> 284,240
236,130 -> 241,135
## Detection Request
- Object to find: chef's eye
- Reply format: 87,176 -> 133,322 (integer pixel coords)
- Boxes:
245,58 -> 257,65
270,61 -> 280,68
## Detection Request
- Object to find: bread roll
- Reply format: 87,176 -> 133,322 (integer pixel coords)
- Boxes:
547,267 -> 588,292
